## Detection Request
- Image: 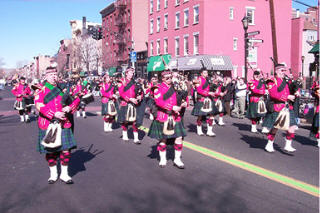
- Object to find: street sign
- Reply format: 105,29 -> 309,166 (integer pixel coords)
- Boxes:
130,51 -> 137,62
247,31 -> 260,37
248,39 -> 264,43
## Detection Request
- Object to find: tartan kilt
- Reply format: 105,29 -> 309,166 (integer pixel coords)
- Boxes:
262,109 -> 297,130
213,99 -> 226,115
116,102 -> 145,127
37,128 -> 77,154
117,105 -> 128,124
310,112 -> 319,138
246,101 -> 266,119
101,101 -> 119,116
148,120 -> 187,140
191,101 -> 216,116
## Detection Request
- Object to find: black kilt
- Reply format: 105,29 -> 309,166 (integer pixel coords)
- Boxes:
117,100 -> 146,127
101,101 -> 119,116
310,112 -> 319,138
191,101 -> 217,116
213,99 -> 226,115
246,101 -> 266,119
37,128 -> 77,154
262,109 -> 297,130
148,120 -> 187,140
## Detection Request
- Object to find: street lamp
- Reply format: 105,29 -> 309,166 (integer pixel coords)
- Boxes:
242,16 -> 249,82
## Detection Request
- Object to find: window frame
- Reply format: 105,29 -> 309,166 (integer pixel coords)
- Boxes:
184,8 -> 189,27
175,36 -> 180,56
193,4 -> 200,24
193,32 -> 199,55
175,11 -> 181,29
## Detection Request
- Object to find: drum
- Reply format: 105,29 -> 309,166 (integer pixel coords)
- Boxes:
81,93 -> 94,105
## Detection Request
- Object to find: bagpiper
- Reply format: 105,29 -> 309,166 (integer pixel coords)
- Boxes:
263,64 -> 299,153
11,76 -> 32,123
117,67 -> 145,144
73,79 -> 88,118
100,72 -> 118,132
246,71 -> 267,133
310,81 -> 320,147
34,66 -> 80,184
191,69 -> 216,137
212,74 -> 227,126
148,71 -> 188,169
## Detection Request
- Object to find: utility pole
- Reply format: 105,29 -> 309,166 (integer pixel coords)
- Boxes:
269,0 -> 278,69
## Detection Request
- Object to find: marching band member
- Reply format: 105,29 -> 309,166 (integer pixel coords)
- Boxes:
148,71 -> 188,169
310,81 -> 320,147
100,73 -> 118,132
73,79 -> 88,118
263,64 -> 298,153
11,77 -> 32,122
246,71 -> 267,133
191,69 -> 216,137
213,75 -> 227,126
35,66 -> 80,184
117,67 -> 144,144
145,76 -> 158,120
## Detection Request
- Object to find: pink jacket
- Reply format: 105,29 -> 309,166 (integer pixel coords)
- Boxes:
196,76 -> 210,98
34,83 -> 80,130
118,79 -> 136,106
154,82 -> 182,122
267,77 -> 292,112
248,79 -> 265,103
12,84 -> 31,101
100,82 -> 115,104
72,84 -> 88,96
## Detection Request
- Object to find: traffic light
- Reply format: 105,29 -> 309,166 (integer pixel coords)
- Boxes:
98,27 -> 103,40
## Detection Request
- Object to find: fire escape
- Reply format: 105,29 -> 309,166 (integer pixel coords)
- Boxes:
114,0 -> 129,65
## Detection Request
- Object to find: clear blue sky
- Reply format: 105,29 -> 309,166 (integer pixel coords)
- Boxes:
0,0 -> 318,69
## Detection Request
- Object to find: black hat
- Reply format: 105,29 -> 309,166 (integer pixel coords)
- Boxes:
253,71 -> 260,75
275,63 -> 286,69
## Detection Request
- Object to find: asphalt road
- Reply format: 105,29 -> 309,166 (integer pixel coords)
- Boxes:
0,87 -> 319,213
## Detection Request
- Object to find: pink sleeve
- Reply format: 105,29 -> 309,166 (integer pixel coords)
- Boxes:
11,87 -> 19,96
34,91 -> 55,120
119,84 -> 130,101
100,85 -> 107,97
70,97 -> 80,113
268,82 -> 287,102
250,83 -> 265,95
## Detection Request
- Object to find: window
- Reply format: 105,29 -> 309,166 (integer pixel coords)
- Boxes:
175,0 -> 180,6
150,41 -> 154,56
233,38 -> 238,50
184,35 -> 189,56
157,17 -> 160,32
184,8 -> 189,26
175,12 -> 180,29
164,38 -> 168,54
246,7 -> 255,25
229,7 -> 234,20
156,39 -> 160,55
164,14 -> 168,30
150,19 -> 154,34
150,0 -> 153,14
193,32 -> 199,55
175,37 -> 180,56
157,0 -> 160,11
193,5 -> 199,24
164,0 -> 168,8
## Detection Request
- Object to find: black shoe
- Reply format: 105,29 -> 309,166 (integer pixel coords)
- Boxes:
48,179 -> 57,184
61,179 -> 74,184
173,163 -> 185,169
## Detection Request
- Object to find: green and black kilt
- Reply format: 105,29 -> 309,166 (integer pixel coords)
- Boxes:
310,112 -> 319,138
262,109 -> 297,130
37,128 -> 77,154
101,101 -> 119,116
246,101 -> 266,119
117,101 -> 146,127
148,120 -> 187,140
191,101 -> 216,116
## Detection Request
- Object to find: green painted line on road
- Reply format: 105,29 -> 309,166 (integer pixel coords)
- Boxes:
139,126 -> 319,197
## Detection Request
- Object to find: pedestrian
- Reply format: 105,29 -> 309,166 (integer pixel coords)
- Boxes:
263,64 -> 298,153
34,65 -> 80,184
148,71 -> 188,169
11,76 -> 32,122
246,71 -> 267,132
191,69 -> 216,137
222,77 -> 234,116
231,77 -> 247,119
100,72 -> 118,132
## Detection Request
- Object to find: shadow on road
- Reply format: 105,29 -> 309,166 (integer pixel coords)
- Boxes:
232,122 -> 251,131
69,144 -> 104,177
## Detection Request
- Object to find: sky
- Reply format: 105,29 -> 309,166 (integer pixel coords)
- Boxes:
0,0 -> 318,69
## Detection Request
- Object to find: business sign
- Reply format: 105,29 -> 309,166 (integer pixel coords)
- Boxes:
130,51 -> 137,62
247,31 -> 260,37
248,39 -> 264,43
210,57 -> 225,66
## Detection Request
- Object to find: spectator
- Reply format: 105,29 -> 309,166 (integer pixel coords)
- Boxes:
232,77 -> 247,119
222,77 -> 234,116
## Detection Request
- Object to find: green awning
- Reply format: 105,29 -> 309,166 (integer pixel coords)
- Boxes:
147,54 -> 172,72
79,71 -> 86,77
108,67 -> 117,76
309,43 -> 319,53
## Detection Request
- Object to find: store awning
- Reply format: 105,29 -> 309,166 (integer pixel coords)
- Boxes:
206,55 -> 233,71
177,55 -> 211,71
168,57 -> 178,70
309,43 -> 319,54
147,54 -> 172,72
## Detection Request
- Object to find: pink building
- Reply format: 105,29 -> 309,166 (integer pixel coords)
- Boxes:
100,0 -> 148,76
148,0 -> 292,80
